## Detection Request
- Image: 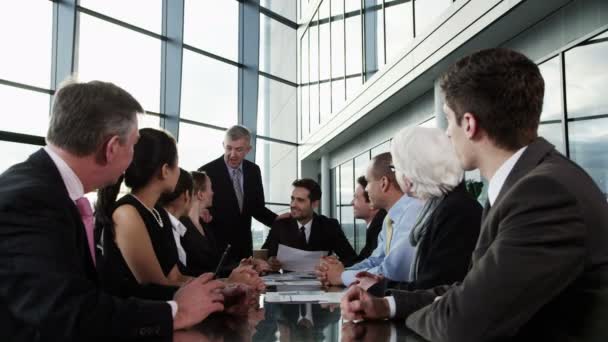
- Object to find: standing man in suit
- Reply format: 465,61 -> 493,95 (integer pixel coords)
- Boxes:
262,178 -> 357,269
352,176 -> 387,263
0,79 -> 226,341
199,125 -> 281,265
341,48 -> 608,341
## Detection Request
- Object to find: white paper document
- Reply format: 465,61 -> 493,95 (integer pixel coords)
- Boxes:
277,244 -> 327,272
264,290 -> 345,303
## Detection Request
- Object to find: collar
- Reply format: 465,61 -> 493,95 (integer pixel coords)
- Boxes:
297,217 -> 313,231
488,146 -> 528,206
224,158 -> 243,174
167,211 -> 187,237
44,146 -> 85,201
386,194 -> 417,222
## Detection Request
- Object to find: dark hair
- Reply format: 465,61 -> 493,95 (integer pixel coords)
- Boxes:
369,152 -> 397,186
191,171 -> 208,193
292,178 -> 322,202
158,168 -> 193,207
48,79 -> 142,156
356,176 -> 370,202
440,48 -> 544,150
95,128 -> 178,228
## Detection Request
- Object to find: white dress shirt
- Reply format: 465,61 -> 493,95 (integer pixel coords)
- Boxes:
167,212 -> 188,267
297,218 -> 313,243
487,146 -> 527,206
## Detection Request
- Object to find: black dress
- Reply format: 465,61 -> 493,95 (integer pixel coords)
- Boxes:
99,194 -> 179,300
179,216 -> 235,277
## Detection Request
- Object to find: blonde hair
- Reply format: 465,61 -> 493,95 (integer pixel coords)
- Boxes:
391,126 -> 463,200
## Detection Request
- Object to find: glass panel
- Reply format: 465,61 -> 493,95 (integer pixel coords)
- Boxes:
177,123 -> 225,172
345,10 -> 362,76
334,165 -> 341,220
385,0 -> 414,63
371,140 -> 390,157
331,3 -> 345,79
0,141 -> 41,174
565,33 -> 608,118
539,57 -> 562,122
78,13 -> 161,112
181,50 -> 238,127
340,205 -> 356,250
320,81 -> 331,122
354,152 -> 371,181
260,14 -> 297,82
340,160 -> 354,205
252,204 -> 290,250
302,31 -> 309,84
310,17 -> 319,83
355,218 -> 367,253
568,117 -> 608,198
257,76 -> 297,143
332,78 -> 346,114
364,0 -> 384,77
79,0 -> 162,33
138,113 -> 161,129
330,167 -> 338,219
319,2 -> 331,82
537,122 -> 564,154
260,0 -> 297,22
0,85 -> 49,137
310,83 -> 320,130
0,0 -> 52,88
346,76 -> 362,101
345,0 -> 361,13
414,0 -> 451,36
183,0 -> 238,61
256,139 -> 298,204
301,85 -> 310,138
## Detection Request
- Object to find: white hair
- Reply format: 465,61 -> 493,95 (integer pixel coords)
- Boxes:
390,126 -> 463,200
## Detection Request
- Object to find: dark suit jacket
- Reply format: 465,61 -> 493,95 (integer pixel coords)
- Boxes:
354,209 -> 387,263
385,183 -> 481,291
0,149 -> 173,341
199,156 -> 277,264
391,138 -> 608,342
262,214 -> 357,267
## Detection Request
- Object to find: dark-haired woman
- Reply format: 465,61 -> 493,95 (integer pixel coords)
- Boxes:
95,128 -> 191,299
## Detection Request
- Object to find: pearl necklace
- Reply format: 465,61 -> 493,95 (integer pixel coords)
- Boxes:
129,194 -> 164,228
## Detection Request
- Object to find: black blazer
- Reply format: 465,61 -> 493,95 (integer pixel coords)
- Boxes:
354,209 -> 387,263
262,213 -> 358,267
385,183 -> 481,291
199,156 -> 277,264
0,149 -> 172,341
392,138 -> 608,342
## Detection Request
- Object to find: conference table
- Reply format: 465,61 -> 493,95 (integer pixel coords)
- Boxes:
173,277 -> 430,342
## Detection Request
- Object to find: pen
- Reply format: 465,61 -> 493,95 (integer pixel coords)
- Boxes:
214,244 -> 231,279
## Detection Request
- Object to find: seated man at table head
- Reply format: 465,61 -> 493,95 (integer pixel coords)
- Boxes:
352,176 -> 387,263
262,178 -> 357,271
0,78 -> 225,340
316,153 -> 423,286
341,48 -> 608,342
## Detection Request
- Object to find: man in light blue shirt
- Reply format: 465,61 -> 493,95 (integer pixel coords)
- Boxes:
317,152 -> 423,286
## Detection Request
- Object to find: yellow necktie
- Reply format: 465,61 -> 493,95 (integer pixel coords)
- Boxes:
385,217 -> 394,255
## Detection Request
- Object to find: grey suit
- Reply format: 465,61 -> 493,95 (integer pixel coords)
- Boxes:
390,138 -> 608,342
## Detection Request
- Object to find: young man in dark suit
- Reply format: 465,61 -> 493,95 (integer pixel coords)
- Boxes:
352,175 -> 387,263
341,48 -> 608,341
262,178 -> 357,270
0,80 -> 225,341
198,125 -> 283,265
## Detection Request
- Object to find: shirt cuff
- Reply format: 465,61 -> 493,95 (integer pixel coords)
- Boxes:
385,296 -> 396,318
167,300 -> 178,318
341,270 -> 357,286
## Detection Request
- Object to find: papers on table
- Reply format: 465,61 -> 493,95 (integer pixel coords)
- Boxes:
264,290 -> 345,303
262,271 -> 322,286
277,244 -> 327,272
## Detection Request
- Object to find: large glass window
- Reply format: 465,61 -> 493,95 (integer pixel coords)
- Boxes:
79,0 -> 162,33
354,152 -> 371,252
78,13 -> 161,112
260,0 -> 297,22
257,76 -> 297,143
385,0 -> 414,63
568,118 -> 608,197
345,6 -> 362,77
0,0 -> 52,88
180,50 -> 238,128
0,85 -> 50,137
414,0 -> 451,37
364,0 -> 385,77
0,141 -> 41,174
138,113 -> 161,130
252,204 -> 290,250
177,123 -> 225,172
256,139 -> 298,204
538,57 -> 565,153
183,0 -> 238,61
260,14 -> 297,83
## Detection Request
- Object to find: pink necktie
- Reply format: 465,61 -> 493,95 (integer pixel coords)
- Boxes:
76,197 -> 96,266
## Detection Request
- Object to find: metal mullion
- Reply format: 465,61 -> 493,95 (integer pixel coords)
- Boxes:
256,135 -> 299,147
183,44 -> 243,68
559,52 -> 570,158
77,6 -> 166,41
259,6 -> 298,30
258,71 -> 298,88
178,117 -> 229,132
0,79 -> 54,95
329,0 -> 333,114
317,10 -> 321,126
0,131 -> 46,146
382,0 -> 387,65
361,0 -> 367,83
342,0 -> 347,103
412,0 -> 416,38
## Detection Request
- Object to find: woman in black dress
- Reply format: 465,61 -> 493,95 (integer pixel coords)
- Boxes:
95,128 -> 191,299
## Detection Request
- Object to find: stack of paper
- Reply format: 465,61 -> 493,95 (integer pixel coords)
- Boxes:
264,290 -> 345,303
